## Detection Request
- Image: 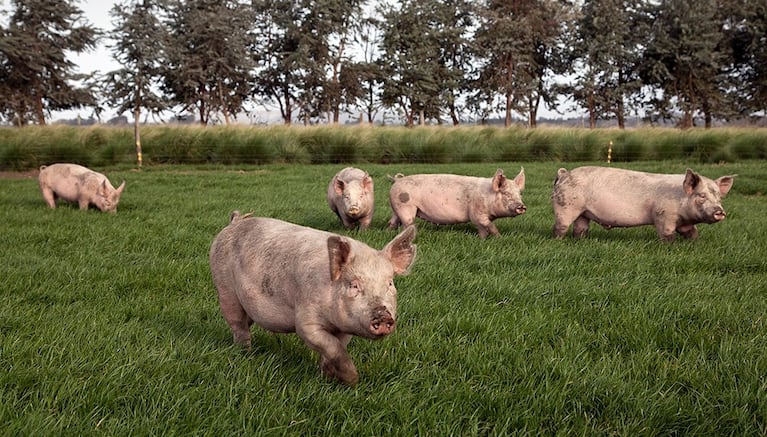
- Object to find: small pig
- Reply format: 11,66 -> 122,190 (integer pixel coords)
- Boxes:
387,168 -> 526,238
327,167 -> 375,230
209,213 -> 417,386
38,163 -> 126,213
551,166 -> 735,241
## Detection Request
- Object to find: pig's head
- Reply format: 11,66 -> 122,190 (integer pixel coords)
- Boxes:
683,169 -> 735,223
334,173 -> 373,219
95,180 -> 126,213
327,225 -> 417,340
492,167 -> 527,217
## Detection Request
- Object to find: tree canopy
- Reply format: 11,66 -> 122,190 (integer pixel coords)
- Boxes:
1,0 -> 766,128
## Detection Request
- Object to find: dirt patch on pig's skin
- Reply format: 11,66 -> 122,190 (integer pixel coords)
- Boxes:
398,192 -> 410,203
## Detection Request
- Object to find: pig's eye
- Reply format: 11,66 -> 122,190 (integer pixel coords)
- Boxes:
347,281 -> 362,297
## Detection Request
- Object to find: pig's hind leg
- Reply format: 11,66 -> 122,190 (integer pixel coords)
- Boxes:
217,288 -> 253,349
40,186 -> 57,208
552,209 -> 583,238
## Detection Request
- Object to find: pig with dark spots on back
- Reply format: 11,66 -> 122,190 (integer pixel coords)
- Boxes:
551,166 -> 735,241
209,213 -> 417,386
327,167 -> 375,230
387,168 -> 526,238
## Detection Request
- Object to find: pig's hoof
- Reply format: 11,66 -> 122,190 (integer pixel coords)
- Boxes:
321,357 -> 359,386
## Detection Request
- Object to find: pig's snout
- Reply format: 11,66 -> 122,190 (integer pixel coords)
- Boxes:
370,307 -> 395,337
347,205 -> 362,217
514,203 -> 527,216
713,208 -> 726,222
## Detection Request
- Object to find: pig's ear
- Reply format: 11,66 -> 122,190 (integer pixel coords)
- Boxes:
116,181 -> 126,195
683,168 -> 701,196
98,180 -> 109,197
716,175 -> 735,196
334,177 -> 345,196
363,173 -> 374,192
492,169 -> 506,192
383,225 -> 417,275
327,236 -> 352,282
514,167 -> 525,191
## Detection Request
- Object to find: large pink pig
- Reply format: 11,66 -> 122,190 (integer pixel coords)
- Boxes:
38,163 -> 126,213
327,167 -> 375,230
552,166 -> 735,241
387,168 -> 526,238
209,213 -> 417,386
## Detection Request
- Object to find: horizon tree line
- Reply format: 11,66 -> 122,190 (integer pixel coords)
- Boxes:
1,0 -> 765,129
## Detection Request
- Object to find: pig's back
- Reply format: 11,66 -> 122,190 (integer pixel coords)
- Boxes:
569,166 -> 684,196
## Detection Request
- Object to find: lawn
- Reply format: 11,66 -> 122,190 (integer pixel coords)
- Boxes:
1,161 -> 765,435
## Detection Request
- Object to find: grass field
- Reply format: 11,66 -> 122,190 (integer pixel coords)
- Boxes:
1,161 -> 766,435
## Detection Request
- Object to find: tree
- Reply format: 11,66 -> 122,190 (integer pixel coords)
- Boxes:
105,0 -> 168,167
639,0 -> 727,128
720,0 -> 767,120
161,0 -> 255,125
251,0 -> 303,124
0,0 -> 98,126
565,0 -> 643,128
306,0 -> 367,124
378,0 -> 471,126
473,0 -> 568,127
339,16 -> 385,124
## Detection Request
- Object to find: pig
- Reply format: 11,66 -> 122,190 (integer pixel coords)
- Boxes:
327,167 -> 375,230
209,213 -> 417,386
387,168 -> 526,238
38,163 -> 126,213
551,166 -> 735,241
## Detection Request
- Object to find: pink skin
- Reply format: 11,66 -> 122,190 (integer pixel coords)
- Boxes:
552,166 -> 735,241
387,168 -> 526,238
327,167 -> 375,230
38,163 -> 125,213
210,214 -> 417,386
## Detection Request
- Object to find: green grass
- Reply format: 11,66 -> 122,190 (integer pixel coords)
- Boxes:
1,162 -> 766,435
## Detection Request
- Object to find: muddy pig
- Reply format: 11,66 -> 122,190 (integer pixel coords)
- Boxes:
551,166 -> 735,241
327,167 -> 375,230
209,213 -> 417,386
387,168 -> 526,238
38,163 -> 126,213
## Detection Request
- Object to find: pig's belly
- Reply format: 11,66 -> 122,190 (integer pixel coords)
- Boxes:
416,208 -> 468,225
583,208 -> 652,227
240,295 -> 296,334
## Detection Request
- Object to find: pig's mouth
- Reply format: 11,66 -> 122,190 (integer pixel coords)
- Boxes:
369,308 -> 395,338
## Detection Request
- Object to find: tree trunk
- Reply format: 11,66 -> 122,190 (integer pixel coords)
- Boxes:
217,80 -> 231,125
504,93 -> 512,128
35,95 -> 46,125
616,95 -> 625,129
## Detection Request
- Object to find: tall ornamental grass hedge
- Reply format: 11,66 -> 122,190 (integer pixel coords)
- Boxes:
1,125 -> 767,170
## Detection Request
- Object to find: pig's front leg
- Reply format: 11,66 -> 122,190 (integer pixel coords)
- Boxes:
655,220 -> 677,242
677,224 -> 699,240
297,325 -> 358,385
472,213 -> 499,239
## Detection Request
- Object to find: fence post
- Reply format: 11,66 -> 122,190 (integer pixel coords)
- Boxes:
607,140 -> 613,164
